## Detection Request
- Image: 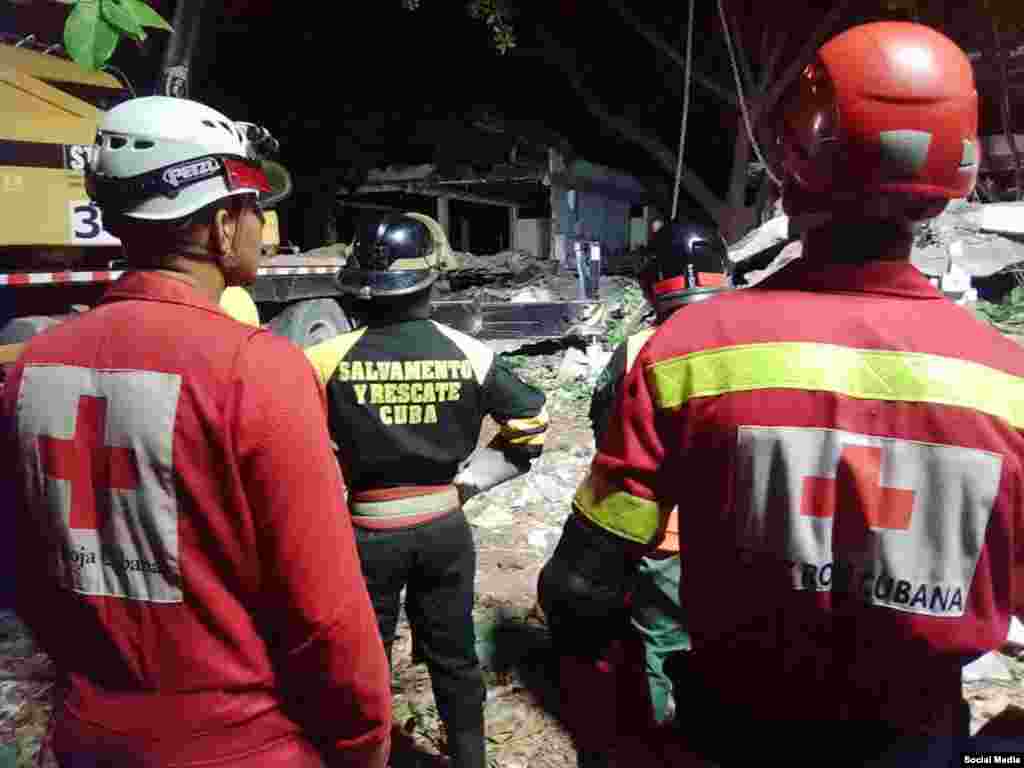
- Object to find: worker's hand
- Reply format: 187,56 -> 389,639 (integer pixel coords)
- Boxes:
454,443 -> 527,502
326,736 -> 390,768
540,569 -> 629,660
455,481 -> 480,507
537,515 -> 636,660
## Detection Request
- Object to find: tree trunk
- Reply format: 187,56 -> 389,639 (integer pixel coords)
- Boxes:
159,0 -> 207,97
994,16 -> 1024,201
538,4 -> 849,238
720,28 -> 789,243
534,25 -> 727,228
722,124 -> 754,242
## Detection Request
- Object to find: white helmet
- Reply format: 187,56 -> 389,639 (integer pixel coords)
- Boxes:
86,96 -> 272,221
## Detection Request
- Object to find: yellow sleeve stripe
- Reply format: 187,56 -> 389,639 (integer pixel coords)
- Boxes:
304,327 -> 368,387
502,432 -> 546,447
572,469 -> 665,545
430,321 -> 494,385
499,406 -> 550,438
648,341 -> 1024,428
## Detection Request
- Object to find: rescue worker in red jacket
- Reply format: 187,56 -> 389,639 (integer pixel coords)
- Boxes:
562,222 -> 730,768
588,220 -> 730,722
305,214 -> 549,768
540,21 -> 1024,767
2,96 -> 391,768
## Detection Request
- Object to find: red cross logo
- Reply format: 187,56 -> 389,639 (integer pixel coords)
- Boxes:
38,395 -> 140,532
800,444 -> 916,550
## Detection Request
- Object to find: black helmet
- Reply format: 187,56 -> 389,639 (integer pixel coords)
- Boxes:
338,214 -> 439,299
638,220 -> 730,316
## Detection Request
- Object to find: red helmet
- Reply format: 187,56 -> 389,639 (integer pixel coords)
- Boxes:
777,22 -> 979,220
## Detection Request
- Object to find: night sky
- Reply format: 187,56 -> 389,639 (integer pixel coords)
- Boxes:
5,0 -> 1021,246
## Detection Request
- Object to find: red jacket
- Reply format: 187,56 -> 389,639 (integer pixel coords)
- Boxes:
574,259 -> 1024,736
3,273 -> 390,766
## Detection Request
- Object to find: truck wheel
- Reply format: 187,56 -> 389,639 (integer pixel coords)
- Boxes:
268,299 -> 352,348
0,315 -> 67,344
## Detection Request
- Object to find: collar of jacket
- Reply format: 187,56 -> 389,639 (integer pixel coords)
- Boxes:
754,258 -> 946,300
101,271 -> 234,320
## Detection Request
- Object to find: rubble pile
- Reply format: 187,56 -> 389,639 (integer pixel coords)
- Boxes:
439,250 -> 635,306
729,201 -> 1024,289
439,249 -> 555,299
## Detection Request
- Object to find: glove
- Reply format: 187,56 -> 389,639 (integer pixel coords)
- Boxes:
454,440 -> 529,505
538,513 -> 637,660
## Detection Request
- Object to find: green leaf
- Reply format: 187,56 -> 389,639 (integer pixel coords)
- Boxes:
92,15 -> 121,67
120,0 -> 173,32
64,0 -> 121,70
101,0 -> 145,41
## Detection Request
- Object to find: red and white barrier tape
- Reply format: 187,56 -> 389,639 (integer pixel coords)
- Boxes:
0,265 -> 338,286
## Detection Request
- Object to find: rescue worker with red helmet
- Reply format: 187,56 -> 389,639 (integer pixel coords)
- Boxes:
2,96 -> 392,767
563,221 -> 730,767
540,21 -> 1024,766
305,213 -> 549,768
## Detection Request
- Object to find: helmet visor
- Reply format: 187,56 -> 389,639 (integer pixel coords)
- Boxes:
224,157 -> 272,194
87,155 -> 272,215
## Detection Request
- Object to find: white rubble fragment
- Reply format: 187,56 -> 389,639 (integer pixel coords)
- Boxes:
508,286 -> 555,303
962,652 -> 1014,683
557,347 -> 590,383
1006,616 -> 1024,650
527,526 -> 562,555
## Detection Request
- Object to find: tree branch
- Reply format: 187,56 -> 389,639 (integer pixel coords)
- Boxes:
536,26 -> 725,224
759,28 -> 789,90
606,0 -> 739,109
760,16 -> 773,75
728,5 -> 757,94
754,0 -> 855,119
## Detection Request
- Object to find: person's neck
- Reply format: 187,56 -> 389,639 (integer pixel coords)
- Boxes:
801,219 -> 913,264
365,309 -> 429,327
363,296 -> 433,327
155,256 -> 227,304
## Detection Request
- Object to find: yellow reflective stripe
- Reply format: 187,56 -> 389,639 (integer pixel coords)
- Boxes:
573,470 -> 663,544
304,327 -> 368,387
499,406 -> 550,438
625,328 -> 656,373
431,321 -> 494,385
503,432 -> 546,447
649,341 -> 1024,428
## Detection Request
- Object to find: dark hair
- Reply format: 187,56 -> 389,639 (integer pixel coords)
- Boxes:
104,194 -> 256,264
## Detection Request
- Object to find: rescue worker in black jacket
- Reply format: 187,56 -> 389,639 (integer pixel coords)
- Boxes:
306,214 -> 549,768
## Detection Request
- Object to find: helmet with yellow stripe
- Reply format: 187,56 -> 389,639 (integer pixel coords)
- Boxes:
337,214 -> 439,300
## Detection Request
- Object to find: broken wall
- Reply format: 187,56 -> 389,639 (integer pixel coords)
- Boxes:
516,218 -> 551,260
551,186 -> 630,264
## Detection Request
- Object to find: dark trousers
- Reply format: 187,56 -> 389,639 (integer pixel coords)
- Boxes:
665,651 -> 988,768
354,510 -> 485,733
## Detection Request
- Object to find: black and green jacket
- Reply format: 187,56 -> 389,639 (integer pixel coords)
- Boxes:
306,319 -> 548,492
